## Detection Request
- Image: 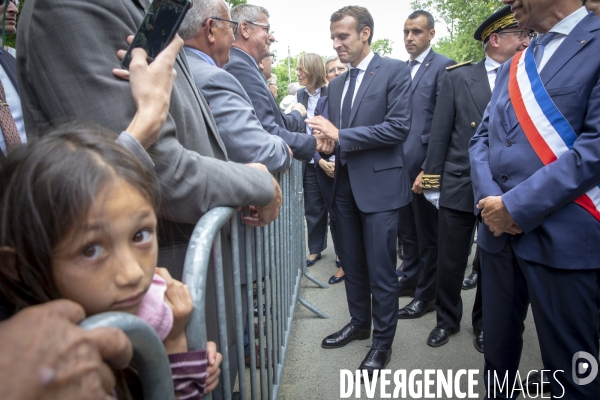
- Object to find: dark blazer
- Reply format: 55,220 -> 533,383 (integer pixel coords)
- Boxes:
404,50 -> 455,180
0,50 -> 17,91
424,59 -> 491,213
469,13 -> 600,270
224,47 -> 316,161
327,54 -> 413,212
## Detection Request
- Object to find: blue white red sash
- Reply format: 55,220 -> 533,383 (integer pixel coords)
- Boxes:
508,41 -> 600,222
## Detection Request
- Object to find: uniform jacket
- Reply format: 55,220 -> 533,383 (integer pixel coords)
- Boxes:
424,59 -> 491,213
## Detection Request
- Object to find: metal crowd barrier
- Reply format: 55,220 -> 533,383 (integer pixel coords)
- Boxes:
183,159 -> 328,400
80,312 -> 175,400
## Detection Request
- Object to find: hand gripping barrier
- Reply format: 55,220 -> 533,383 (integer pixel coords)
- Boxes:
80,312 -> 176,400
182,159 -> 328,400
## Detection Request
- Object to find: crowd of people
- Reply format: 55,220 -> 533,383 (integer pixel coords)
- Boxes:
0,0 -> 599,399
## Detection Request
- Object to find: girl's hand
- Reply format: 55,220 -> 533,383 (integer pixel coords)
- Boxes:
156,267 -> 193,354
204,341 -> 222,394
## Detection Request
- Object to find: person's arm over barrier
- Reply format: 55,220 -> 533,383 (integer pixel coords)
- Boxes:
0,300 -> 132,400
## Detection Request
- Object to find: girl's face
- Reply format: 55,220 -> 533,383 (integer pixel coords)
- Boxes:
52,178 -> 157,316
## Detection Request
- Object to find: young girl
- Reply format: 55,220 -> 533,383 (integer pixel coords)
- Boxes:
0,123 -> 221,399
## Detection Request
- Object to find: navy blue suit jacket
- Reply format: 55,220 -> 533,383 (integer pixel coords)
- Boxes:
404,50 -> 455,180
223,47 -> 316,161
327,53 -> 413,213
469,13 -> 600,270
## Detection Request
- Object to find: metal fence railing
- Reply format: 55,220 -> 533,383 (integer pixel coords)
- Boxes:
183,159 -> 328,400
79,159 -> 327,399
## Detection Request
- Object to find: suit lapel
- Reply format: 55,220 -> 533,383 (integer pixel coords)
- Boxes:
411,51 -> 435,92
348,54 -> 381,126
178,50 -> 228,157
540,15 -> 598,85
466,60 -> 491,116
0,51 -> 17,92
328,72 -> 346,128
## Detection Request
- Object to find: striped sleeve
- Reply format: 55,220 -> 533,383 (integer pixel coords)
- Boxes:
168,349 -> 208,400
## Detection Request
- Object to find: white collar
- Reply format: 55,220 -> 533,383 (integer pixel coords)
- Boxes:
351,51 -> 375,72
485,56 -> 501,73
548,6 -> 588,36
411,46 -> 432,64
306,87 -> 322,97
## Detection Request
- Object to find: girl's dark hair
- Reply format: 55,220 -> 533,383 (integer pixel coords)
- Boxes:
0,122 -> 159,311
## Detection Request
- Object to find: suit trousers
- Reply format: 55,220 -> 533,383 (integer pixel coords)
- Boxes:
334,164 -> 399,348
397,192 -> 438,301
316,166 -> 340,258
480,243 -> 600,399
303,164 -> 328,255
435,206 -> 482,331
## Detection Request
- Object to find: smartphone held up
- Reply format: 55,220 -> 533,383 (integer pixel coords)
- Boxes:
121,0 -> 191,69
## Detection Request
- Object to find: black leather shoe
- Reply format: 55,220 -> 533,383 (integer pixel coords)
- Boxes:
398,282 -> 415,298
359,347 -> 392,380
473,330 -> 484,353
397,299 -> 435,319
321,323 -> 370,349
306,253 -> 321,267
522,370 -> 551,393
462,272 -> 478,290
427,327 -> 459,347
328,273 -> 345,284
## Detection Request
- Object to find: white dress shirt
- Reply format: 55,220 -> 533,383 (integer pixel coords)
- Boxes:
409,46 -> 432,79
538,6 -> 588,71
339,51 -> 375,117
485,56 -> 501,92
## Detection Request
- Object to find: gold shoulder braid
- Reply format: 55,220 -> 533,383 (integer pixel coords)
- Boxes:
446,60 -> 473,71
422,174 -> 440,190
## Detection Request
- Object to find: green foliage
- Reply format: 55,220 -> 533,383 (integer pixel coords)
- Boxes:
370,38 -> 393,56
272,54 -> 299,104
225,0 -> 247,7
411,0 -> 504,62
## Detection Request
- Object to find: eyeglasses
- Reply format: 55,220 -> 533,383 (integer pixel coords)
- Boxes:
245,20 -> 271,35
210,16 -> 239,35
327,66 -> 347,74
498,29 -> 537,40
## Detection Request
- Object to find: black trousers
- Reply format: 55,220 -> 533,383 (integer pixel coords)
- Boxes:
481,242 -> 600,399
303,164 -> 328,255
334,165 -> 399,348
435,206 -> 482,331
397,192 -> 438,302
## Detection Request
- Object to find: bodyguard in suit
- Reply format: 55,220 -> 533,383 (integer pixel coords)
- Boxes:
396,10 -> 455,320
470,0 -> 600,397
224,4 -> 331,162
420,6 -> 532,352
179,0 -> 291,174
307,6 -> 412,377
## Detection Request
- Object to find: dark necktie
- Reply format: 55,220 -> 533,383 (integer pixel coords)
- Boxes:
534,32 -> 557,68
341,68 -> 360,130
409,59 -> 419,73
0,79 -> 20,154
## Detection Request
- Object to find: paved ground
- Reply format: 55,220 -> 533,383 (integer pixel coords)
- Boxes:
277,233 -> 544,400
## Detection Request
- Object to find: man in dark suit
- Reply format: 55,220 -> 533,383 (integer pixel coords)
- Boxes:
307,6 -> 412,377
420,6 -> 532,351
224,4 -> 331,162
470,0 -> 600,397
396,10 -> 455,320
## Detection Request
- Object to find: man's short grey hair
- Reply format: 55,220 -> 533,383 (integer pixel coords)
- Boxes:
325,55 -> 340,66
287,82 -> 301,95
230,4 -> 270,39
178,0 -> 225,41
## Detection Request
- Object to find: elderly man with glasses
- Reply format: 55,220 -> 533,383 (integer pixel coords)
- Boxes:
179,0 -> 291,174
223,4 -> 334,162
